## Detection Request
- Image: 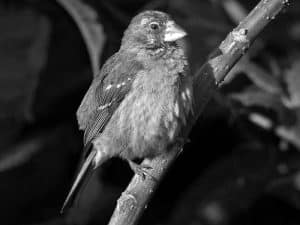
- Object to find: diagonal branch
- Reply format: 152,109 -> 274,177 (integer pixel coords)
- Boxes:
108,0 -> 290,225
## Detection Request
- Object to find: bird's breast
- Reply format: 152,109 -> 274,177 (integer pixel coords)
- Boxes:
113,64 -> 191,159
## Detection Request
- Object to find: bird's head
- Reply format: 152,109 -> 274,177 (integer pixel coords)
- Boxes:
121,11 -> 187,51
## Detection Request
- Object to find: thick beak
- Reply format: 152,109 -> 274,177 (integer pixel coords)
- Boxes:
164,21 -> 187,42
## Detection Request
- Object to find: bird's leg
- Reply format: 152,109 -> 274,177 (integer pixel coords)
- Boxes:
128,160 -> 156,181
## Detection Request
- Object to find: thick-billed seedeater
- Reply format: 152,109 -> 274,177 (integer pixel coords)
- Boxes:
61,10 -> 193,212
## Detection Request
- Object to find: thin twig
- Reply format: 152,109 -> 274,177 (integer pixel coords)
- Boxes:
108,0 -> 290,225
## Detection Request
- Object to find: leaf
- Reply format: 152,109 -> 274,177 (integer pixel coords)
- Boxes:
275,126 -> 300,149
241,62 -> 282,95
247,109 -> 300,149
230,85 -> 281,109
289,22 -> 300,41
56,0 -> 106,77
0,7 -> 51,121
283,59 -> 300,108
222,0 -> 248,24
0,138 -> 41,172
275,108 -> 300,149
249,113 -> 273,130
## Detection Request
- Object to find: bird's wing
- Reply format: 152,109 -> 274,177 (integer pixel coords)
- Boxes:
76,53 -> 118,131
82,53 -> 144,148
62,54 -> 144,211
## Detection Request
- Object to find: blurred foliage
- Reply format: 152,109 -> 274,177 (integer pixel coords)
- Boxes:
0,7 -> 50,121
1,0 -> 300,225
56,0 -> 106,77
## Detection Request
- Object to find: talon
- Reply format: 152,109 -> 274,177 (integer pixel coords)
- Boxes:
128,161 -> 156,181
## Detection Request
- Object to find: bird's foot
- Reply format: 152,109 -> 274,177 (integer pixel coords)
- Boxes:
128,161 -> 156,181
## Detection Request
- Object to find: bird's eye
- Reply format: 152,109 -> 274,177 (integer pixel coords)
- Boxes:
149,22 -> 159,30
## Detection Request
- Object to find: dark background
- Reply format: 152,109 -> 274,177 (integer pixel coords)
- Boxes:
1,0 -> 300,225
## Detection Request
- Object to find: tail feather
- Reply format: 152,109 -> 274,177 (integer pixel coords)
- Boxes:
60,148 -> 97,213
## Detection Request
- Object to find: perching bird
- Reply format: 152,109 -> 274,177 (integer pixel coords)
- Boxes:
61,10 -> 193,212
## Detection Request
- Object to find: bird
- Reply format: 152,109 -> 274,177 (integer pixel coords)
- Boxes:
61,10 -> 193,213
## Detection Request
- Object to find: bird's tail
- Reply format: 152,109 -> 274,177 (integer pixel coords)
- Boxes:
60,144 -> 107,213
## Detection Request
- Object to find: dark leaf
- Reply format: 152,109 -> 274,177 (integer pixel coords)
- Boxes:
230,85 -> 281,109
0,7 -> 51,121
283,59 -> 300,108
241,62 -> 282,95
56,0 -> 106,76
289,22 -> 300,41
0,138 -> 42,172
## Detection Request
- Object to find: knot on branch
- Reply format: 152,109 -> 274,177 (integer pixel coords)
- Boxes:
116,192 -> 138,215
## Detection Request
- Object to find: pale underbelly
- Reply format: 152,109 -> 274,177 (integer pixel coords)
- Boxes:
112,90 -> 181,159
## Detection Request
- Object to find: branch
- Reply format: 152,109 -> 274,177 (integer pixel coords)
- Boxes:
108,0 -> 290,225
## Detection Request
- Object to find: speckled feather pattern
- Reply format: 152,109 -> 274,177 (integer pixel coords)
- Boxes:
93,46 -> 192,162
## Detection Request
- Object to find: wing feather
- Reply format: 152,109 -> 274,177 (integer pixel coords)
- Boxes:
76,53 -> 119,130
78,52 -> 144,150
83,108 -> 111,145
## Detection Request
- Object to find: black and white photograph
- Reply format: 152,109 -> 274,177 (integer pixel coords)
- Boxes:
0,0 -> 299,225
